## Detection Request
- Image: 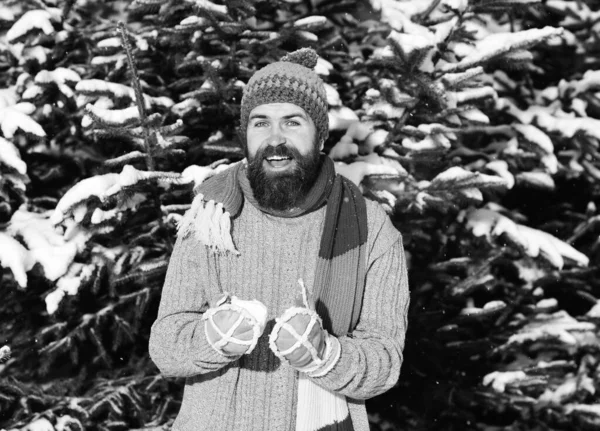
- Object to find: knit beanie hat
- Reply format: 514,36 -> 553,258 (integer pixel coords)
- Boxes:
240,48 -> 329,146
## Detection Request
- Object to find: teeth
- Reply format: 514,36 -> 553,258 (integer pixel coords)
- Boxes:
267,156 -> 290,161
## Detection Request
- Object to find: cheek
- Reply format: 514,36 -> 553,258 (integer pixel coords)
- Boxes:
245,131 -> 264,154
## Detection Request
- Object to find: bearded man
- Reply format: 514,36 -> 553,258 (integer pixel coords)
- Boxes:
149,48 -> 410,431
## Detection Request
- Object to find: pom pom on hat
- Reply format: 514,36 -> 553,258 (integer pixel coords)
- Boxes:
281,48 -> 318,69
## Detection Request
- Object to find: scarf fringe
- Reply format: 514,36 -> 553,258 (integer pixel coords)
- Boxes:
296,373 -> 351,431
178,193 -> 240,255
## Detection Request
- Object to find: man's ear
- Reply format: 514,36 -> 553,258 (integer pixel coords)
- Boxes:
318,138 -> 325,152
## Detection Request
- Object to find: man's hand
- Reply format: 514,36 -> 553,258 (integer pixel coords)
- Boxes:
203,294 -> 268,357
269,280 -> 340,376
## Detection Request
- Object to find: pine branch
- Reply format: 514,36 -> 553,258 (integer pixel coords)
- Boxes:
0,345 -> 11,363
104,151 -> 147,168
118,22 -> 154,172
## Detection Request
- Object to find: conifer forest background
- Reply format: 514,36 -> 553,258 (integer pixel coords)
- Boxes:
1,0 -> 600,429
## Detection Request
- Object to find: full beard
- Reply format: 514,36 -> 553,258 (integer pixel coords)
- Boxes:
246,144 -> 321,212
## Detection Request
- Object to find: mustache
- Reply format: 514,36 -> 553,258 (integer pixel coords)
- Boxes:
259,144 -> 300,159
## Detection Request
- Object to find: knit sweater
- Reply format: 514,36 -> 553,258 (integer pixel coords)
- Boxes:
149,191 -> 410,430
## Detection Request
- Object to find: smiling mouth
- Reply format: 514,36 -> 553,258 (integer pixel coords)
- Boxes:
264,155 -> 294,169
266,156 -> 292,162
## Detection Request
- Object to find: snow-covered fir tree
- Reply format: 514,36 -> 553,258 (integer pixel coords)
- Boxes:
1,0 -> 599,430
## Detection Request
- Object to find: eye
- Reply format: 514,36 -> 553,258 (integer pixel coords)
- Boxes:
286,120 -> 300,127
253,120 -> 268,127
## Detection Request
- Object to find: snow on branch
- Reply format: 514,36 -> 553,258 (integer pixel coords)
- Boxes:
45,263 -> 95,315
75,79 -> 173,110
440,27 -> 564,73
0,345 -> 10,363
33,67 -> 81,98
0,232 -> 35,288
534,111 -> 600,142
6,8 -> 62,43
0,136 -> 27,175
186,0 -> 228,16
51,173 -> 120,225
502,310 -> 596,348
466,208 -> 590,268
428,166 -> 508,191
8,209 -> 89,282
84,104 -> 141,128
0,87 -> 45,138
441,67 -> 485,90
334,161 -> 399,188
513,124 -> 554,155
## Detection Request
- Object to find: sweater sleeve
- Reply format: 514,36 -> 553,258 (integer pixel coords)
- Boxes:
310,208 -> 410,399
149,234 -> 238,378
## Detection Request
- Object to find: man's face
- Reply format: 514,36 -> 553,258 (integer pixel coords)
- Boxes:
245,102 -> 323,211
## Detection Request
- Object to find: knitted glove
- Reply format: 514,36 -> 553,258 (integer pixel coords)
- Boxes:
203,293 -> 268,357
269,280 -> 341,377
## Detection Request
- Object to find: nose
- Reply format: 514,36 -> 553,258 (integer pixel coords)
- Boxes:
266,126 -> 286,146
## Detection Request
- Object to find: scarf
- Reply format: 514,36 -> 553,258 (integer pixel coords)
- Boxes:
178,156 -> 368,430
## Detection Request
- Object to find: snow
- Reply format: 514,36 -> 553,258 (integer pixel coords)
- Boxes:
35,67 -> 81,85
461,301 -> 506,316
517,171 -> 555,191
506,310 -> 596,347
22,85 -> 44,100
76,79 -> 132,99
9,209 -> 89,282
586,301 -> 600,318
51,173 -> 120,224
85,104 -> 140,127
458,108 -> 490,124
442,67 -> 485,89
443,0 -> 468,12
0,136 -> 27,174
483,370 -> 527,393
536,298 -> 558,309
364,129 -> 389,152
293,16 -> 328,29
466,208 -> 589,268
430,166 -> 508,190
0,101 -> 46,138
191,0 -> 228,15
513,124 -> 554,155
433,16 -> 458,44
0,87 -> 18,109
387,30 -> 435,72
334,161 -> 398,187
180,163 -> 234,187
538,154 -> 557,175
329,141 -> 359,160
363,152 -> 408,176
324,83 -> 341,106
565,404 -> 600,416
315,57 -> 333,76
6,9 -> 62,43
20,417 -> 54,431
45,262 -> 95,314
328,106 -> 359,131
440,27 -> 564,73
448,86 -> 498,105
535,111 -> 600,142
364,101 -> 406,120
21,45 -> 51,66
0,232 -> 35,288
97,37 -> 122,49
0,345 -> 10,361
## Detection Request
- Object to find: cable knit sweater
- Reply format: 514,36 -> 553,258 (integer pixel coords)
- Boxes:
149,192 -> 410,431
